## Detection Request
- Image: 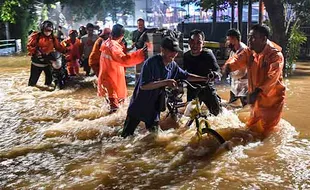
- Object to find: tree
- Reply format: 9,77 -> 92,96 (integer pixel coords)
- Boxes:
0,0 -> 135,51
0,0 -> 42,49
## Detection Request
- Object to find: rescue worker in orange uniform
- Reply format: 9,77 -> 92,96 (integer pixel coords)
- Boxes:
61,30 -> 81,76
98,24 -> 145,113
27,20 -> 66,86
89,28 -> 111,77
223,24 -> 286,137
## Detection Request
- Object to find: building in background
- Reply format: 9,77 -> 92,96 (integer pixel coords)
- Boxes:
133,0 -> 265,29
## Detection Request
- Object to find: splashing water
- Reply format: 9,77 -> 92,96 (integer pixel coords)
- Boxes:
0,56 -> 309,189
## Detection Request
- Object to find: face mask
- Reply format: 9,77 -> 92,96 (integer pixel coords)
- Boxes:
44,31 -> 52,36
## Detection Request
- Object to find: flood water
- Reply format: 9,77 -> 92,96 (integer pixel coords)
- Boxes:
0,56 -> 309,190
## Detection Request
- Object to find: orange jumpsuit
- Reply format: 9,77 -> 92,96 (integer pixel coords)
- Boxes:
89,37 -> 104,77
61,38 -> 81,76
225,40 -> 286,135
98,38 -> 144,109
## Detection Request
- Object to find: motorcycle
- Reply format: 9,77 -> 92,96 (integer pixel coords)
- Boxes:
46,51 -> 68,89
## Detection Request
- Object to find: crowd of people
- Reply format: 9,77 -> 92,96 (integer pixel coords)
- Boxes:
27,18 -> 286,139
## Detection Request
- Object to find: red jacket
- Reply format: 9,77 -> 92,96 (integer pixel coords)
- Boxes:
61,38 -> 81,62
27,31 -> 65,56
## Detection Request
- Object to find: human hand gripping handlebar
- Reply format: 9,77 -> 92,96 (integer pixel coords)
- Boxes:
166,79 -> 226,145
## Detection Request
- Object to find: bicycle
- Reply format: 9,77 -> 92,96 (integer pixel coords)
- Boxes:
165,78 -> 226,145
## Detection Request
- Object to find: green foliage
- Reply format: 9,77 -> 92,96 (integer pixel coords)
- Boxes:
287,0 -> 310,24
0,0 -> 19,23
41,4 -> 49,21
124,29 -> 132,46
286,22 -> 307,68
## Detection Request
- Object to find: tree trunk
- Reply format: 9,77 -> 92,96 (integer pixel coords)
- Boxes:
247,0 -> 252,37
263,0 -> 287,70
211,1 -> 217,35
237,0 -> 243,32
5,22 -> 10,40
259,0 -> 264,25
230,1 -> 235,29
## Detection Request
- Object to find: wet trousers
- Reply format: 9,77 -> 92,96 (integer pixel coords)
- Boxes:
187,85 -> 222,116
28,64 -> 52,86
82,58 -> 90,76
108,98 -> 125,112
67,61 -> 79,76
121,115 -> 159,138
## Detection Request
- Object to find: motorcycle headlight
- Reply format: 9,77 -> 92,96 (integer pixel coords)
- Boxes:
51,60 -> 62,69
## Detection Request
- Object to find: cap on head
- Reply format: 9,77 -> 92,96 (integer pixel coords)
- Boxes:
99,28 -> 111,37
161,36 -> 182,52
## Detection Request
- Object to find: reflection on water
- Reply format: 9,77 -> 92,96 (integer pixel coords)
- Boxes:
0,56 -> 309,189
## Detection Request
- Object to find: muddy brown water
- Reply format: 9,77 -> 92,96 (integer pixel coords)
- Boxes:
0,56 -> 309,189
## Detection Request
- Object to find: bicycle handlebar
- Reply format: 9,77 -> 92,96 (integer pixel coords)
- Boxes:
178,79 -> 208,90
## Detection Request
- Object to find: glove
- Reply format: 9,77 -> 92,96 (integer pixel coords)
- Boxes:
248,88 -> 262,104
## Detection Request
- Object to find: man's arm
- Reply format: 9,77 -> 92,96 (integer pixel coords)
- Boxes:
207,49 -> 220,72
222,48 -> 250,76
140,79 -> 177,90
27,32 -> 39,56
54,37 -> 66,53
187,73 -> 208,82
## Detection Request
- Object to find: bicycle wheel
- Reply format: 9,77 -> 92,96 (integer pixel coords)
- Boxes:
201,121 -> 226,144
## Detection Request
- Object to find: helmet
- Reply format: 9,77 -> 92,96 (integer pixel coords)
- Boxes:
40,20 -> 54,32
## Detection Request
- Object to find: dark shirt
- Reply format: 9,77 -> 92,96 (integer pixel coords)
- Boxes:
128,54 -> 188,124
183,49 -> 219,78
132,28 -> 147,49
183,49 -> 220,100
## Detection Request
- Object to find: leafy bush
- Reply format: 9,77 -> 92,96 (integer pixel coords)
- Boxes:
286,22 -> 307,69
